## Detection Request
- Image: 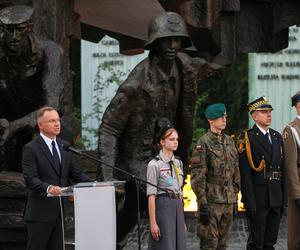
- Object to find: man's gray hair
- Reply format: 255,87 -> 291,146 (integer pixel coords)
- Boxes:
36,106 -> 56,122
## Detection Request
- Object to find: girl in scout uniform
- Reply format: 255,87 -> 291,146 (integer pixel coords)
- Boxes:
147,119 -> 186,250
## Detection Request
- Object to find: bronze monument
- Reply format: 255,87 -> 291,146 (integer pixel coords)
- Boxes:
0,5 -> 64,172
98,12 -> 197,249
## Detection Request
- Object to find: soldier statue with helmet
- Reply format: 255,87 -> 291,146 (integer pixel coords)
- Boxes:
0,5 -> 64,171
98,12 -> 197,249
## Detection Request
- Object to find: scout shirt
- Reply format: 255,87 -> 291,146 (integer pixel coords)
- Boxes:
147,150 -> 184,196
191,130 -> 240,205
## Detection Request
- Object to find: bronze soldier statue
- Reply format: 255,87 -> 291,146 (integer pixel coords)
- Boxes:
191,103 -> 240,250
282,91 -> 300,250
0,5 -> 64,171
98,12 -> 197,249
238,97 -> 287,250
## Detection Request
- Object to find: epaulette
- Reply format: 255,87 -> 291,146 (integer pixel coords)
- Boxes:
154,155 -> 160,161
289,121 -> 296,127
244,128 -> 253,133
282,126 -> 291,140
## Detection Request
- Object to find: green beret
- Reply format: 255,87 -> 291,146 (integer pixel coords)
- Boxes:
204,103 -> 226,119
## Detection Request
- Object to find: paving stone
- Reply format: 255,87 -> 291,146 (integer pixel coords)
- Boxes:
124,215 -> 287,250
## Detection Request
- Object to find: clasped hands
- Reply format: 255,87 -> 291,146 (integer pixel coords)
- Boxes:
48,186 -> 62,196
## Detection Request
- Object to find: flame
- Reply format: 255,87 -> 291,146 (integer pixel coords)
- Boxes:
182,174 -> 245,212
237,191 -> 245,211
182,174 -> 198,211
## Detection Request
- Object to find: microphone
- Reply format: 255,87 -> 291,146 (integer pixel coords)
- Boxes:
62,144 -> 83,155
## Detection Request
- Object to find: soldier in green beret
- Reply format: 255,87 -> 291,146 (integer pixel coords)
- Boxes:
191,103 -> 240,250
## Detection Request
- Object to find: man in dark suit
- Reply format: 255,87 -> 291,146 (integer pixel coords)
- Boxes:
238,96 -> 287,250
22,106 -> 91,250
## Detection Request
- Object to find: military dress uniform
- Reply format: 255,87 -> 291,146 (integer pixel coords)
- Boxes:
238,97 -> 287,250
147,150 -> 186,250
191,104 -> 240,250
282,91 -> 300,250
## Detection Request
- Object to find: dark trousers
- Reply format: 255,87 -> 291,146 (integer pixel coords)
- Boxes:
247,206 -> 282,250
116,181 -> 147,249
26,216 -> 63,250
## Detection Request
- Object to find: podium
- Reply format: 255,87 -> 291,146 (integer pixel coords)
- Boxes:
58,181 -> 124,250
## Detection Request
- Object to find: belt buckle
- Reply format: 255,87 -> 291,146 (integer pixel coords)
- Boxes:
165,193 -> 172,198
272,171 -> 280,180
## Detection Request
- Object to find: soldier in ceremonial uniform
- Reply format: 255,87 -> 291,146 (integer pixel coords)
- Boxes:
282,91 -> 300,250
238,96 -> 287,250
191,103 -> 240,250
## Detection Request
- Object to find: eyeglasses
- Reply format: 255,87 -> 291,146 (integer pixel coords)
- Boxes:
45,119 -> 61,124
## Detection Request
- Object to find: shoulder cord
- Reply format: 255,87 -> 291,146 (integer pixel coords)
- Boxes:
244,131 -> 266,172
288,125 -> 300,149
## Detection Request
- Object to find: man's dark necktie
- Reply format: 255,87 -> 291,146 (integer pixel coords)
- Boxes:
266,132 -> 272,145
51,140 -> 61,169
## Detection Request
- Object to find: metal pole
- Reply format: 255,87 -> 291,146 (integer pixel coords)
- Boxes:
136,180 -> 141,250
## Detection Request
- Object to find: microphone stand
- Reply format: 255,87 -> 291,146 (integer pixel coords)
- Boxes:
65,146 -> 171,250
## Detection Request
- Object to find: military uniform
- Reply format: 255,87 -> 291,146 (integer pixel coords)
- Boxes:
238,97 -> 287,250
282,91 -> 300,250
191,104 -> 240,250
147,150 -> 186,250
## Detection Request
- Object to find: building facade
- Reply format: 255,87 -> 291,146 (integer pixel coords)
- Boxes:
249,26 -> 300,131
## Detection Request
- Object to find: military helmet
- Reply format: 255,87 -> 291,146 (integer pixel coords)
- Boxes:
0,5 -> 34,25
145,12 -> 192,50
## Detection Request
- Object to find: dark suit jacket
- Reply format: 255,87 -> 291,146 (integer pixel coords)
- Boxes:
239,125 -> 287,210
22,135 -> 91,222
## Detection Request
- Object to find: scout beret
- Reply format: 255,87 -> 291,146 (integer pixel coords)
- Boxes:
0,5 -> 34,25
204,103 -> 226,119
291,90 -> 300,107
155,117 -> 173,143
247,96 -> 273,114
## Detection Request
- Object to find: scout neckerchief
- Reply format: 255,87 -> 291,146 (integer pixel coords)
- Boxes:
169,160 -> 182,196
